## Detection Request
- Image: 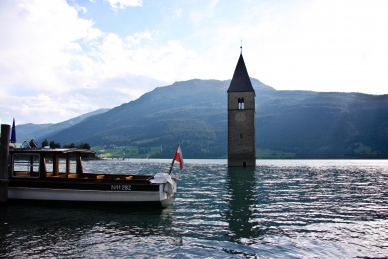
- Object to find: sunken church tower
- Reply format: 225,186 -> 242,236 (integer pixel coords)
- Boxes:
227,51 -> 256,167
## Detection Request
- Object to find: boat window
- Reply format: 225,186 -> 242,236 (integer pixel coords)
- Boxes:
44,154 -> 57,177
12,153 -> 40,178
58,153 -> 78,176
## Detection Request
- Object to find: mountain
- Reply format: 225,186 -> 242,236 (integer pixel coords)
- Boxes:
256,91 -> 388,158
18,108 -> 109,144
16,123 -> 53,143
36,79 -> 388,159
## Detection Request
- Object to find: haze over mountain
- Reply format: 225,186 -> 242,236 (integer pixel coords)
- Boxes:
17,109 -> 109,143
24,78 -> 388,159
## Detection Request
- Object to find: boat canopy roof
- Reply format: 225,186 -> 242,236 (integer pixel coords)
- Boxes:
9,148 -> 95,155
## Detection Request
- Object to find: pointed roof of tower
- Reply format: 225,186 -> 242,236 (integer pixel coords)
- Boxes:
227,53 -> 255,93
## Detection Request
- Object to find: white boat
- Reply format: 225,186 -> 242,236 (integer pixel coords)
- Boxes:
7,146 -> 183,208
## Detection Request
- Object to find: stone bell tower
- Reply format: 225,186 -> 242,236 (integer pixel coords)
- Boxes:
227,51 -> 256,167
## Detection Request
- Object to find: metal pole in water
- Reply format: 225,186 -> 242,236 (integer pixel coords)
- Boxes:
0,124 -> 10,205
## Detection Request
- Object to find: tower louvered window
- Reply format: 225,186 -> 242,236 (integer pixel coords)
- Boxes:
238,98 -> 245,109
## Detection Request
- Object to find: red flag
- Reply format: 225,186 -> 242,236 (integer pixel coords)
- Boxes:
173,145 -> 184,170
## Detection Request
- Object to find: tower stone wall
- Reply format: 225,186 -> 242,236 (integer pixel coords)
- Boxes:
227,54 -> 256,167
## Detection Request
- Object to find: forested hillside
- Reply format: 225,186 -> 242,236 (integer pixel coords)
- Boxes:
256,91 -> 388,158
34,79 -> 388,159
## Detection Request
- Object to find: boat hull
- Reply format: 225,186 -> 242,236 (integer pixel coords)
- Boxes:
8,179 -> 178,207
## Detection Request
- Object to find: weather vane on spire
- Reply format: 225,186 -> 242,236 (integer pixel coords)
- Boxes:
240,39 -> 242,54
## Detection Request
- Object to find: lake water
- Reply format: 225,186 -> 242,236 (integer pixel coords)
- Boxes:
1,159 -> 387,258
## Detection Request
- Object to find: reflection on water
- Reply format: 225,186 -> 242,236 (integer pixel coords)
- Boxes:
225,167 -> 261,242
0,204 -> 175,258
1,159 -> 388,258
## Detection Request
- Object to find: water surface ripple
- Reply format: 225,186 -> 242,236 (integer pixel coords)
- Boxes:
1,159 -> 387,258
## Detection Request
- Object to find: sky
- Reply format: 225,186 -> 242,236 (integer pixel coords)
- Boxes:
1,0 -> 388,125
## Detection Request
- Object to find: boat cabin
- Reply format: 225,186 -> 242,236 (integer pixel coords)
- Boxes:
9,148 -> 95,179
8,148 -> 152,182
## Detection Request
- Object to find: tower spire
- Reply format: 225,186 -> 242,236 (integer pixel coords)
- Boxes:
227,51 -> 254,93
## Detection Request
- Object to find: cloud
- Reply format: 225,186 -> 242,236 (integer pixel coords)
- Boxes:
189,0 -> 219,24
185,0 -> 388,94
107,0 -> 142,10
258,0 -> 388,94
174,8 -> 182,18
0,0 -> 94,95
0,0 -> 98,123
0,0 -> 196,124
76,31 -> 197,82
1,0 -> 388,126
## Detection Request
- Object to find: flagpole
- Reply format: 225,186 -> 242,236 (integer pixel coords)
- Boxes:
168,144 -> 180,175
